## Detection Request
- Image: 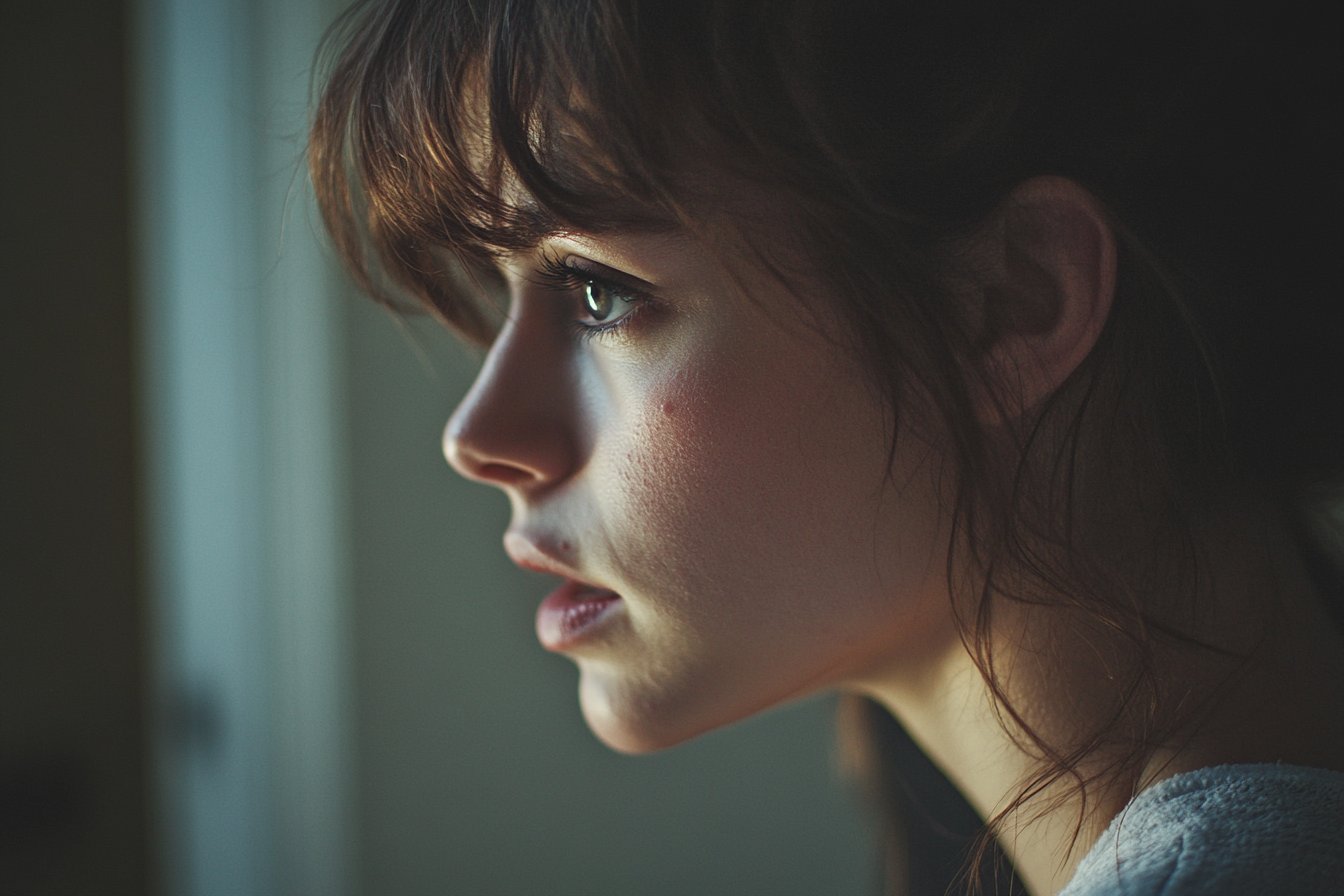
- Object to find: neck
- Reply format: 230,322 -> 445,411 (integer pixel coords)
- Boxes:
856,511 -> 1344,896
864,637 -> 1114,896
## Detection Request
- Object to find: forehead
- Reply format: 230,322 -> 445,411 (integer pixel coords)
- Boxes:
444,146 -> 686,264
439,71 -> 675,239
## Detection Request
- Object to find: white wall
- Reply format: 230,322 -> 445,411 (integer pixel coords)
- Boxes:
136,0 -> 352,893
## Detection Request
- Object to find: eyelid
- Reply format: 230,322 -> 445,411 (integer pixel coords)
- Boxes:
560,255 -> 656,301
531,251 -> 651,339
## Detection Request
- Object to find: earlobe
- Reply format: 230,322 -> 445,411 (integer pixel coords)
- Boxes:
976,176 -> 1117,423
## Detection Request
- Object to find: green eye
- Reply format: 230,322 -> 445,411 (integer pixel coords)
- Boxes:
584,281 -> 614,321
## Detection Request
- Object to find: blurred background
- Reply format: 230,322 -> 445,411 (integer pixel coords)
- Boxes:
0,1 -> 874,894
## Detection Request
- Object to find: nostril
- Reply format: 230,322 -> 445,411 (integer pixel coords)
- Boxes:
443,417 -> 565,487
442,375 -> 575,487
477,462 -> 536,486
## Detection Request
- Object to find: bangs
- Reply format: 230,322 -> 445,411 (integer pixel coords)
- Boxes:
310,0 -> 730,343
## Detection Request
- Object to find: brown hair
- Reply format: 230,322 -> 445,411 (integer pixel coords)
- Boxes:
309,0 -> 1343,891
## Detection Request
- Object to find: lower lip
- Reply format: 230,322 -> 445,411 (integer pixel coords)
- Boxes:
536,580 -> 621,651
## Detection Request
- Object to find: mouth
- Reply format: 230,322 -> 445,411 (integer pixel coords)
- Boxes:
503,532 -> 622,651
536,579 -> 622,651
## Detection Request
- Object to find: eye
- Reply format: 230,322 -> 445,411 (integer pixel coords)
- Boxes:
584,281 -> 613,320
583,280 -> 633,324
534,251 -> 650,335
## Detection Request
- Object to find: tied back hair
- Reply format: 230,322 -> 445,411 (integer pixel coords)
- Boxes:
308,1 -> 1344,892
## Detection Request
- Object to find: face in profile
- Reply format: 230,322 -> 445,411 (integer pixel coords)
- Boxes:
444,224 -> 961,753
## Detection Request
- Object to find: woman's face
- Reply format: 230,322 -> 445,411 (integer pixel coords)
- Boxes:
445,225 -> 960,752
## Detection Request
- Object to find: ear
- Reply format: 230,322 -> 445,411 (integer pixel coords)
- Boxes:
974,176 -> 1117,423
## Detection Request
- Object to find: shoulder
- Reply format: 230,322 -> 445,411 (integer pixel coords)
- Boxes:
1058,764 -> 1344,896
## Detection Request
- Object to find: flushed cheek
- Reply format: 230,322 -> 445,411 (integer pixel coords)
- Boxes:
610,360 -> 793,577
582,346 -> 908,730
593,371 -> 723,618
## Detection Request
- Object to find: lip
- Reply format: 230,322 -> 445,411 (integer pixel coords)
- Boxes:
504,532 -> 623,651
504,531 -> 583,578
535,579 -> 621,651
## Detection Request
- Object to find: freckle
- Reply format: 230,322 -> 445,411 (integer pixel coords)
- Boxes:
559,540 -> 573,554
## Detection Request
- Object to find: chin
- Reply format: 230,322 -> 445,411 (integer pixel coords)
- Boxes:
575,659 -> 808,755
576,665 -> 731,755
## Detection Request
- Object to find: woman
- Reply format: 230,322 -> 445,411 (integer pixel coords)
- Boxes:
309,1 -> 1344,892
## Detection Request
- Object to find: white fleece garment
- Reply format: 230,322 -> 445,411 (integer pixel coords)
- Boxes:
1057,764 -> 1344,895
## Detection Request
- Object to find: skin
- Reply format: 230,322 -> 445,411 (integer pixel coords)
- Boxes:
445,221 -> 959,752
444,178 -> 1344,894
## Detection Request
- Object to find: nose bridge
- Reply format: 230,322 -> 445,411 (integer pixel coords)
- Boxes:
443,308 -> 577,488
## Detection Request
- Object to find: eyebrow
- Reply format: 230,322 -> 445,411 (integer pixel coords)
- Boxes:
512,188 -> 683,244
443,176 -> 685,269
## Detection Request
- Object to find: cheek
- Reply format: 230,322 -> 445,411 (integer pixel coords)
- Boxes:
598,341 -> 920,644
573,323 -> 956,750
603,361 -> 801,584
594,372 -> 731,606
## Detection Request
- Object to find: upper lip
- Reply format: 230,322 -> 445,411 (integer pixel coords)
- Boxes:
503,531 -> 607,589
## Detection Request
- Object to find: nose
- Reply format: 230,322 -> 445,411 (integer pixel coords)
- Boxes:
443,313 -> 578,490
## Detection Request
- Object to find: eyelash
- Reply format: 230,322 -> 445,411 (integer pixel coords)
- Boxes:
533,252 -> 648,341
